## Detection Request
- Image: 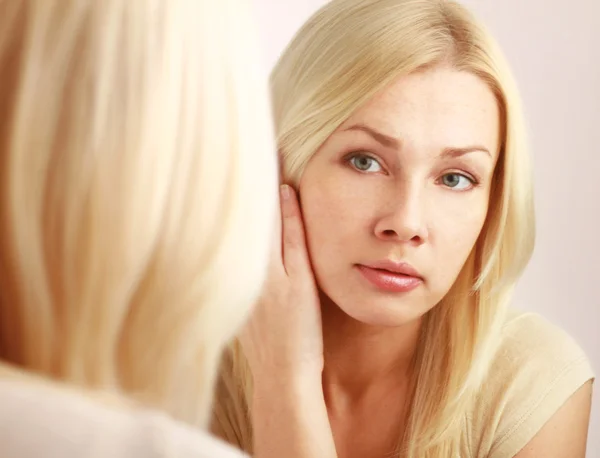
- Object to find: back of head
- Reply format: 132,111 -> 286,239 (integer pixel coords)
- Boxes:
215,0 -> 535,456
0,0 -> 277,426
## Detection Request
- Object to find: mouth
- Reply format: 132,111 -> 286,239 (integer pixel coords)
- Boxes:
356,263 -> 423,293
361,260 -> 423,279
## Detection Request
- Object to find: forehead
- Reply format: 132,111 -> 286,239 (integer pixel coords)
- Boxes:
339,67 -> 501,155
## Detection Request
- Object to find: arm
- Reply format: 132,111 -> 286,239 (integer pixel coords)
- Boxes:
252,375 -> 337,458
513,380 -> 593,458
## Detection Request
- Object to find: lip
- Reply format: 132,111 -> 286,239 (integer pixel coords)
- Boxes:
361,260 -> 423,279
356,260 -> 423,293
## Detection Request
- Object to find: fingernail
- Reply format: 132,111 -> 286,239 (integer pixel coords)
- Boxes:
280,184 -> 291,200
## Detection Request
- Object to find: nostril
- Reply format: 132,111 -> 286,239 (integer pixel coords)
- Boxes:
382,229 -> 397,237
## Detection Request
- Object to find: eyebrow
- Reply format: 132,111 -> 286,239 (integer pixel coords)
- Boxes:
344,124 -> 399,149
343,123 -> 492,158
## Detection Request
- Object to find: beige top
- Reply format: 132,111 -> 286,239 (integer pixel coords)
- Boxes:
210,308 -> 595,457
468,309 -> 595,457
0,378 -> 248,458
0,310 -> 593,458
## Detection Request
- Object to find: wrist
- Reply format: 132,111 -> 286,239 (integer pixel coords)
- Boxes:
252,370 -> 323,403
250,370 -> 337,458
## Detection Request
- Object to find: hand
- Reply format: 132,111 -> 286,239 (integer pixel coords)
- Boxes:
240,185 -> 337,458
238,184 -> 324,382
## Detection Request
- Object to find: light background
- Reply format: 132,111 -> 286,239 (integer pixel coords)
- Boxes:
249,0 -> 600,454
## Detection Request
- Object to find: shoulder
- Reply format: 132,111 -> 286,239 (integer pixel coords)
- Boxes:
493,308 -> 591,377
467,308 -> 595,458
0,377 -> 247,458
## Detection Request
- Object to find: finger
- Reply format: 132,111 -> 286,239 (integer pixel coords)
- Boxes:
266,192 -> 285,279
280,184 -> 312,279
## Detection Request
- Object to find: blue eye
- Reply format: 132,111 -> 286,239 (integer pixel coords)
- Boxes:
441,173 -> 475,190
349,154 -> 383,173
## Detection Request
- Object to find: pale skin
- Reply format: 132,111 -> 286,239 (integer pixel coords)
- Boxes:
240,67 -> 593,458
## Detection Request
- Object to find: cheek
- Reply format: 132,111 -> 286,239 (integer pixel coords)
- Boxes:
301,180 -> 358,247
430,193 -> 489,273
299,172 -> 381,265
441,204 -> 486,241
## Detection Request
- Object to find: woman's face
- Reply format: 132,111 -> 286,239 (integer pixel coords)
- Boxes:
299,67 -> 500,326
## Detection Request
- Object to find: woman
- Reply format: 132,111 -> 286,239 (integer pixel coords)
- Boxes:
0,0 -> 276,456
212,0 -> 595,457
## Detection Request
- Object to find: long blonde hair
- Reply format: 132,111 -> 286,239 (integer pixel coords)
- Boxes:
0,0 -> 277,428
212,0 -> 535,456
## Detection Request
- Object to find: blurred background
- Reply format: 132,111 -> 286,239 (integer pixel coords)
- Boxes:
250,0 -> 600,454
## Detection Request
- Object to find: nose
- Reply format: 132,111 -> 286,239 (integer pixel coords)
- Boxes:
373,183 -> 428,245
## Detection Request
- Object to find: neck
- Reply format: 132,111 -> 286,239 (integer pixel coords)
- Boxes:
320,292 -> 422,398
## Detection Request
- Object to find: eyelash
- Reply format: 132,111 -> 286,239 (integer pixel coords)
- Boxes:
439,172 -> 480,192
344,152 -> 383,172
343,152 -> 481,190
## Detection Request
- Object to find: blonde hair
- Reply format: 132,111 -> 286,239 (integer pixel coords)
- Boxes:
0,0 -> 277,428
212,0 -> 535,456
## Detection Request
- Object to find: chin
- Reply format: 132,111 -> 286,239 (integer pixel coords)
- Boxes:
323,286 -> 433,328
